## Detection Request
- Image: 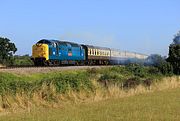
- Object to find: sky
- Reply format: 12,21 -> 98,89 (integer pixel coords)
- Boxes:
0,0 -> 180,56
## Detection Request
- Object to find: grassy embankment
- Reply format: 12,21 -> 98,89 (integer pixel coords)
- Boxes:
0,65 -> 179,113
1,87 -> 180,121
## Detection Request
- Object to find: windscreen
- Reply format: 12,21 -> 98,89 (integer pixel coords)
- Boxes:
37,39 -> 51,44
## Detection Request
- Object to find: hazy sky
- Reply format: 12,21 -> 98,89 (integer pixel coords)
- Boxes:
0,0 -> 180,56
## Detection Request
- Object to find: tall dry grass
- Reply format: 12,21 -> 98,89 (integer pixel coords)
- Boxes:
93,76 -> 180,101
0,76 -> 179,113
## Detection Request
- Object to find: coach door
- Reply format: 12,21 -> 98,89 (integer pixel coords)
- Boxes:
55,43 -> 59,58
59,44 -> 66,60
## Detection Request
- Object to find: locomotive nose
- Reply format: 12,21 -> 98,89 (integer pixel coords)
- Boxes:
32,44 -> 49,60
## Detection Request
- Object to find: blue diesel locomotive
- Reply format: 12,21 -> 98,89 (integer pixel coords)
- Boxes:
32,39 -> 85,66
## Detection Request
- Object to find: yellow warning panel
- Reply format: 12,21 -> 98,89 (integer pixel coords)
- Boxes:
32,44 -> 49,60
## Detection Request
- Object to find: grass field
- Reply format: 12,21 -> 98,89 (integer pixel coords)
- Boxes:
1,87 -> 179,121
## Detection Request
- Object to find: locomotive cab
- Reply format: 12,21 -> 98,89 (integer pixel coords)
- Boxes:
31,39 -> 50,66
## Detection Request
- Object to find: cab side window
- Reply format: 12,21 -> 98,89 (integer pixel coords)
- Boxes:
68,48 -> 72,53
49,48 -> 52,56
56,44 -> 59,56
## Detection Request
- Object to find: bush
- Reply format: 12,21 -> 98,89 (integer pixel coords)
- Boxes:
13,55 -> 33,66
0,71 -> 94,96
157,61 -> 173,76
123,77 -> 141,88
125,64 -> 147,78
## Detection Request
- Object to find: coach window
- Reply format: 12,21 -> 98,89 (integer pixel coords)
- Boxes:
88,49 -> 90,55
97,50 -> 99,55
90,49 -> 91,55
89,49 -> 91,55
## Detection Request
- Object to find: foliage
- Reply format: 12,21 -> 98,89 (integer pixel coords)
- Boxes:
167,44 -> 180,75
0,65 -> 171,103
145,54 -> 165,66
146,54 -> 174,75
13,54 -> 33,66
0,37 -> 17,65
125,64 -> 147,78
0,71 -> 94,96
0,66 -> 176,112
157,61 -> 173,76
98,65 -> 165,88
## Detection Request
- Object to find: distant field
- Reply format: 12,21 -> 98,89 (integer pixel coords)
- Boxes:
1,87 -> 179,121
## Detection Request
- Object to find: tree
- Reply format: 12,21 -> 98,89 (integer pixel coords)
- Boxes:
146,54 -> 173,75
167,44 -> 180,74
0,37 -> 17,65
167,31 -> 180,75
146,54 -> 165,66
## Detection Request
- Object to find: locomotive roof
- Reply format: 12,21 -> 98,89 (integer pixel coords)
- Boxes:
111,48 -> 148,56
37,39 -> 81,47
84,45 -> 110,50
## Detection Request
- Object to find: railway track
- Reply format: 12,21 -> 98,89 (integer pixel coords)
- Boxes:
0,65 -> 67,69
0,65 -> 34,69
0,65 -> 111,74
0,65 -> 109,69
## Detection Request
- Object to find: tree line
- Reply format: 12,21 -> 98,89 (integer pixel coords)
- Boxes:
0,37 -> 33,66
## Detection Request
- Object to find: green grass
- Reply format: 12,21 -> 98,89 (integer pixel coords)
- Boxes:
1,87 -> 179,121
0,65 -> 165,96
0,70 -> 93,94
